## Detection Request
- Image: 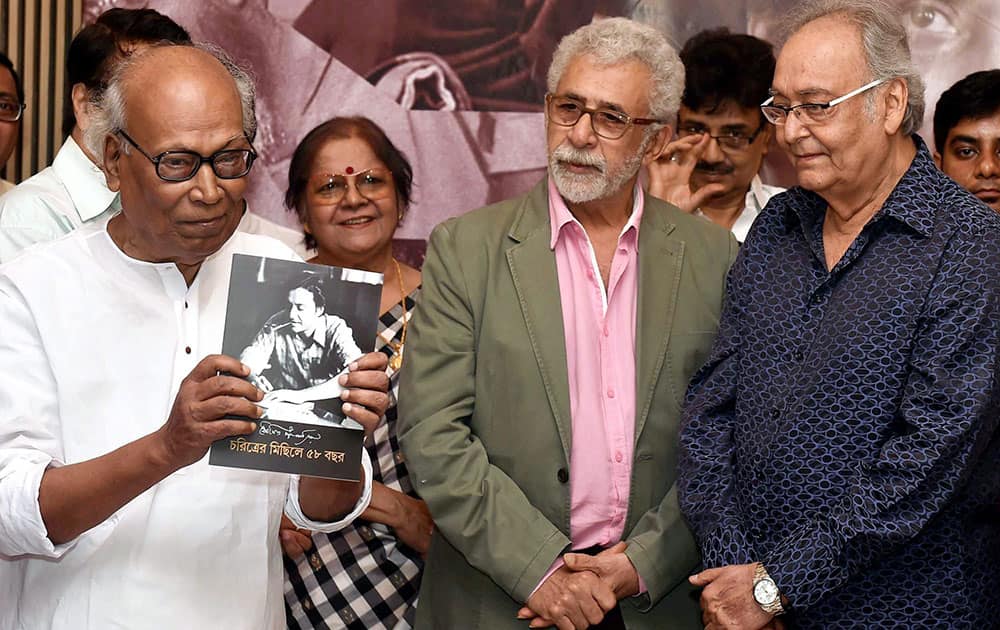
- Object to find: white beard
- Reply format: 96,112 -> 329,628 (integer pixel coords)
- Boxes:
548,140 -> 646,204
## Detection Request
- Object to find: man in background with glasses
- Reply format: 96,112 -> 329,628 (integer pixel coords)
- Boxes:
647,29 -> 784,243
0,42 -> 392,629
399,17 -> 735,630
0,8 -> 306,264
0,52 -> 23,196
679,1 -> 1000,628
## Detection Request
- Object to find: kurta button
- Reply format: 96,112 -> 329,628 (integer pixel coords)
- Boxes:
184,346 -> 192,354
557,468 -> 569,483
614,451 -> 623,463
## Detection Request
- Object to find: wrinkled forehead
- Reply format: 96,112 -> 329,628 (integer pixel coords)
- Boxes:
555,54 -> 653,114
773,18 -> 869,99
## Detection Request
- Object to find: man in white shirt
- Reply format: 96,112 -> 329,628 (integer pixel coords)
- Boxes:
0,8 -> 306,263
0,42 -> 389,629
0,52 -> 21,195
647,28 -> 783,243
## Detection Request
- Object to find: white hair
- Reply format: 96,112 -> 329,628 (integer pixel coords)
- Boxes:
84,41 -> 257,163
547,17 -> 684,126
782,0 -> 925,135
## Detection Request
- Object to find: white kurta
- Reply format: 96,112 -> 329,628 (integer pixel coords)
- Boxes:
0,217 -> 372,629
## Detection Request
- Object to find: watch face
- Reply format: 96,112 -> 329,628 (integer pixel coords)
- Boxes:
754,578 -> 780,605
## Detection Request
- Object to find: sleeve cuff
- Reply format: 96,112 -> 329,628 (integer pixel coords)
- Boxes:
530,556 -> 565,598
0,455 -> 80,558
528,549 -> 648,599
284,448 -> 374,533
636,571 -> 648,595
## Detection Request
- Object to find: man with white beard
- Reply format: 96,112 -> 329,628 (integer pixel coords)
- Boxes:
396,17 -> 736,630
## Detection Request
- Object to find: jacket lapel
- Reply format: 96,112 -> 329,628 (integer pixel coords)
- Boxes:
506,180 -> 572,460
635,204 -> 681,443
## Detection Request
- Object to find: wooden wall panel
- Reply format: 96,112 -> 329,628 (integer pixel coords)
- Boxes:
1,0 -> 82,184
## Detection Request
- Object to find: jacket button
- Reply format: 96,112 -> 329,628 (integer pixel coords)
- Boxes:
557,468 -> 569,483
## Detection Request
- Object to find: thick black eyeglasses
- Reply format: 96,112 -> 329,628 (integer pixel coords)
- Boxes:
117,129 -> 257,182
546,93 -> 662,140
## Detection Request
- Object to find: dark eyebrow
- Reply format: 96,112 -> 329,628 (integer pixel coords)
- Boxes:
561,91 -> 628,115
948,134 -> 982,146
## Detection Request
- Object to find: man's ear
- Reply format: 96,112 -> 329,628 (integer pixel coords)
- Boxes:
103,134 -> 123,192
882,77 -> 909,135
933,150 -> 943,169
642,124 -> 672,166
71,83 -> 90,131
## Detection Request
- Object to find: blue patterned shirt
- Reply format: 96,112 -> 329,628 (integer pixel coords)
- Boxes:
679,138 -> 1000,628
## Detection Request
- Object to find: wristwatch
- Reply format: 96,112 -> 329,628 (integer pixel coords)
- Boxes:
752,563 -> 785,615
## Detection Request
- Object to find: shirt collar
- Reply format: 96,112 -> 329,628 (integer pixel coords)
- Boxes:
94,208 -> 245,299
782,135 -> 937,239
306,317 -> 330,348
747,174 -> 768,213
52,136 -> 119,222
547,177 -> 645,250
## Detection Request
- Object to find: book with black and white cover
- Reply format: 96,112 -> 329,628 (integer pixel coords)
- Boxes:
209,254 -> 381,480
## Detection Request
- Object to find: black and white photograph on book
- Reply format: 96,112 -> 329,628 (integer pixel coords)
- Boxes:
209,254 -> 382,480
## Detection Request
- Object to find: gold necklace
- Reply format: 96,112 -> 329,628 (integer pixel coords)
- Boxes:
388,257 -> 407,371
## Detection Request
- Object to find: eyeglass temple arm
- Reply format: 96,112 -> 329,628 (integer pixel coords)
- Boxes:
759,78 -> 887,109
827,78 -> 887,106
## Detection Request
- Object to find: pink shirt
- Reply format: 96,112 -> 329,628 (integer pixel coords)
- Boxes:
533,178 -> 645,593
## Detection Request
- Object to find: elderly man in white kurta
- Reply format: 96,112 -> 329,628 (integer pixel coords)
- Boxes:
0,43 -> 390,629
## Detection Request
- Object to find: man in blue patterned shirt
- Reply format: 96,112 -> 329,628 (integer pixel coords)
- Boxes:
678,1 -> 1000,628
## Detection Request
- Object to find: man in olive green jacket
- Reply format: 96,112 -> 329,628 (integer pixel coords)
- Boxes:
399,18 -> 736,630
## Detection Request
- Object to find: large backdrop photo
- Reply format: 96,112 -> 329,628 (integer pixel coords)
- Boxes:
81,0 -> 1000,265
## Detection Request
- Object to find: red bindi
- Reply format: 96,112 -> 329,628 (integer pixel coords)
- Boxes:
345,166 -> 354,174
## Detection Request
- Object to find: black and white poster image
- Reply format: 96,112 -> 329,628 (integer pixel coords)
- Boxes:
209,254 -> 382,480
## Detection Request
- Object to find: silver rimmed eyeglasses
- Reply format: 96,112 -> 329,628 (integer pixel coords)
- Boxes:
117,129 -> 257,182
760,78 -> 887,125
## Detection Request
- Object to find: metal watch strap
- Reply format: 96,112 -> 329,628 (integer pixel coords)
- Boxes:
753,563 -> 786,615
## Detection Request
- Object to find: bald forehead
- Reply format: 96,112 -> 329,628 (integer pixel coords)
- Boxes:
120,46 -> 243,133
123,46 -> 235,93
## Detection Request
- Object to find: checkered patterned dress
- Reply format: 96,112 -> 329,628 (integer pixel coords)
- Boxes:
284,287 -> 423,629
